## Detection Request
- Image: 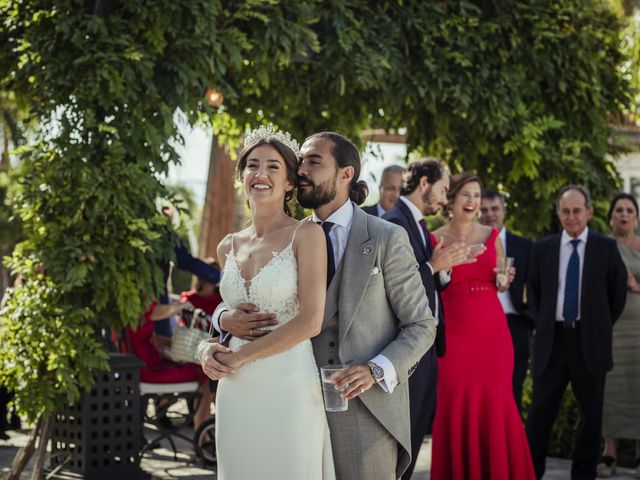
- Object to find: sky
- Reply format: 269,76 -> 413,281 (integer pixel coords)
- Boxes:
167,125 -> 408,207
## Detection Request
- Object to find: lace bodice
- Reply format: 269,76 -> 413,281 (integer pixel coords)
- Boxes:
220,235 -> 300,348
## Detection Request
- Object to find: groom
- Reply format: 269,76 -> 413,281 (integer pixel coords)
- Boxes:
202,132 -> 437,479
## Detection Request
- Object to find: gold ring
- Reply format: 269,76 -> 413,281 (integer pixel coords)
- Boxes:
360,387 -> 364,394
250,329 -> 254,337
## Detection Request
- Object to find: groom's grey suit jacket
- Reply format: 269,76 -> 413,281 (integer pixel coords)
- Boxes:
312,205 -> 437,478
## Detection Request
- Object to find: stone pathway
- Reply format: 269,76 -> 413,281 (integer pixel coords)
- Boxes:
1,428 -> 636,479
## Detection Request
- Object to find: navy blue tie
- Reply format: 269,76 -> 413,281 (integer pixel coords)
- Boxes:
318,221 -> 335,287
562,239 -> 580,327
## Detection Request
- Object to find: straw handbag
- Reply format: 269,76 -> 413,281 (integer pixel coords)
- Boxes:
165,308 -> 210,364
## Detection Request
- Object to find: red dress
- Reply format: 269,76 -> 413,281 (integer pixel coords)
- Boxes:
179,289 -> 222,315
430,228 -> 535,480
127,302 -> 204,384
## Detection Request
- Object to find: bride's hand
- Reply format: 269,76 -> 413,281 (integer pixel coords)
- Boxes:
199,340 -> 235,380
214,350 -> 244,370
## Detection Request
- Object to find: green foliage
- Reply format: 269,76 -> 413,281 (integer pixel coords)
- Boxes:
0,277 -> 109,422
0,169 -> 22,251
0,0 -> 633,422
0,0 -> 336,421
209,0 -> 630,237
620,9 -> 640,128
1,89 -> 30,278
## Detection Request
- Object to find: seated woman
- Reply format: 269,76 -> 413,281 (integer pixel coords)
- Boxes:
180,259 -> 223,331
128,301 -> 213,430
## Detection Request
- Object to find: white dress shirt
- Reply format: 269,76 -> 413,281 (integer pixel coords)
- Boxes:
555,227 -> 588,322
312,199 -> 398,392
214,199 -> 399,393
375,203 -> 386,218
498,227 -> 517,315
311,198 -> 354,269
399,196 -> 440,323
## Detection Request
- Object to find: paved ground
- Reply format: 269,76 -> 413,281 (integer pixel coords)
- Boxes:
1,427 -> 636,479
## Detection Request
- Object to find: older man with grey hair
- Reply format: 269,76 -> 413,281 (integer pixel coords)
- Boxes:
363,164 -> 405,217
525,185 -> 627,480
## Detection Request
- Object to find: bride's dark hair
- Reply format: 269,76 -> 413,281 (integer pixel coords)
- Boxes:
236,138 -> 299,217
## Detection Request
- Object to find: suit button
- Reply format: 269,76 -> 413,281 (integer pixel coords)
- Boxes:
329,342 -> 335,347
328,359 -> 334,365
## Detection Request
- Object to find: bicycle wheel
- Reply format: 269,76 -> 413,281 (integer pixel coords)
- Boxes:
194,418 -> 216,465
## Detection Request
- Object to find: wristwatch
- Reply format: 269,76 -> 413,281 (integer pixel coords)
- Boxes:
367,361 -> 385,383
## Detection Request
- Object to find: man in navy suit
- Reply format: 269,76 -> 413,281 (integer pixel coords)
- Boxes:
362,165 -> 405,217
480,190 -> 533,410
383,158 -> 481,480
526,185 -> 627,480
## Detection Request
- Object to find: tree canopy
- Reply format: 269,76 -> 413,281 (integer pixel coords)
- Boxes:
211,1 -> 631,235
0,0 -> 633,421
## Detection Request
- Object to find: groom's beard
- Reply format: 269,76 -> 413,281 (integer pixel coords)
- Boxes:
297,173 -> 338,209
423,186 -> 444,216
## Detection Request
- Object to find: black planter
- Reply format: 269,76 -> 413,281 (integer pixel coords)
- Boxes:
49,354 -> 149,479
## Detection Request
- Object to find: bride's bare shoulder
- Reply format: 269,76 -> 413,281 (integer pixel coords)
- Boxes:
216,235 -> 234,267
293,220 -> 324,249
217,228 -> 249,265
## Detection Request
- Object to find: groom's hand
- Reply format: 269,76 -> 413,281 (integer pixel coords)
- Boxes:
331,365 -> 376,400
220,303 -> 278,341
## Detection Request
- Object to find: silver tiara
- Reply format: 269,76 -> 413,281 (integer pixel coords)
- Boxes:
244,123 -> 300,156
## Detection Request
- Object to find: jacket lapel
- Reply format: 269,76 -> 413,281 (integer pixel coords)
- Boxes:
322,258 -> 342,326
397,199 -> 428,260
580,231 -> 596,311
549,234 -> 561,315
338,207 -> 377,344
505,230 -> 516,304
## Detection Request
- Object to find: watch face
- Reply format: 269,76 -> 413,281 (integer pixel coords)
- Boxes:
371,364 -> 384,380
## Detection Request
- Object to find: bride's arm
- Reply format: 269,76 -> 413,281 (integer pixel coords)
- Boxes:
217,222 -> 327,367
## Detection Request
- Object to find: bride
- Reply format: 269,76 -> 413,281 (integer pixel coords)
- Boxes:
199,125 -> 334,479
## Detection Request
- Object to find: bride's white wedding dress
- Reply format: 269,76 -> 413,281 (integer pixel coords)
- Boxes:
216,230 -> 335,480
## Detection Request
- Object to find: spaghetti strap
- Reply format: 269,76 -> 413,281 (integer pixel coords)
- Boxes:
290,220 -> 307,247
230,233 -> 236,255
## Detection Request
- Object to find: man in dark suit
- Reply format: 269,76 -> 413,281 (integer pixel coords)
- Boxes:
362,164 -> 405,217
526,185 -> 627,480
383,158 -> 481,480
480,190 -> 533,410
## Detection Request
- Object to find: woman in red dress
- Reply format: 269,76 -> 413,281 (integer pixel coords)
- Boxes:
430,173 -> 535,479
128,301 -> 213,430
